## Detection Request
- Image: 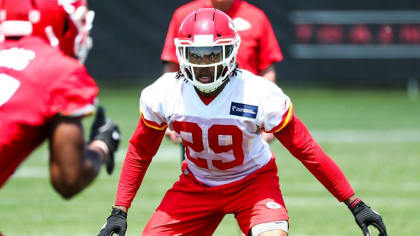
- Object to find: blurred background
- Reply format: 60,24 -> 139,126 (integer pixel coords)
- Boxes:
1,0 -> 419,235
87,0 -> 420,90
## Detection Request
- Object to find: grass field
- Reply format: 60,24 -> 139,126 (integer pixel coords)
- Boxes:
0,84 -> 419,236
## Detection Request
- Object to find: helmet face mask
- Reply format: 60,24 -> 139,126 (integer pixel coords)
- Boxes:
175,8 -> 241,93
59,1 -> 94,63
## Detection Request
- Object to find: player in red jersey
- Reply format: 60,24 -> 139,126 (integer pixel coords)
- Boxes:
98,9 -> 387,236
0,0 -> 120,199
162,0 -> 282,81
164,0 -> 281,153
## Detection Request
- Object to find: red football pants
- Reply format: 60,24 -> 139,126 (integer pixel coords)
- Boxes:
142,158 -> 289,235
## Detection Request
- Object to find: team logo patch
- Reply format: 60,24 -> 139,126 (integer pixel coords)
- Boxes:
266,201 -> 282,209
230,102 -> 258,119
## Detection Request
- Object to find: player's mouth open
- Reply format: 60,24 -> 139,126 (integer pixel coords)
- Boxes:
198,76 -> 212,83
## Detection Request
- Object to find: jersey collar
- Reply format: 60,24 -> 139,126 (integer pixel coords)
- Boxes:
202,0 -> 242,16
225,0 -> 242,16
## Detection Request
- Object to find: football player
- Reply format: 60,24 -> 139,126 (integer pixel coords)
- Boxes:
163,0 -> 282,145
0,0 -> 120,201
98,9 -> 386,236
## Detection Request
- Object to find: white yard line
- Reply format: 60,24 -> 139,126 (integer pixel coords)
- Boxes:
311,129 -> 420,143
284,196 -> 419,207
11,129 -> 420,178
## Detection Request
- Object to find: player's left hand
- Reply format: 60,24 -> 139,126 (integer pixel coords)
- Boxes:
98,207 -> 127,236
349,200 -> 387,236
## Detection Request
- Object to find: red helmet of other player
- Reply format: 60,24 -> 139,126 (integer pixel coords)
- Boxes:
0,0 -> 40,38
33,0 -> 95,63
175,8 -> 241,93
0,0 -> 94,63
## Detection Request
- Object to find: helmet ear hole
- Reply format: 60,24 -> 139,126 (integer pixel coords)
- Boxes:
221,66 -> 229,77
225,45 -> 233,58
62,18 -> 70,36
185,67 -> 193,80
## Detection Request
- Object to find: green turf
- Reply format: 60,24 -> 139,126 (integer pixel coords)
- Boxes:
0,85 -> 419,236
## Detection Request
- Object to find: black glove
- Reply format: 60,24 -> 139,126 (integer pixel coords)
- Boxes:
98,207 -> 127,236
350,200 -> 387,236
90,106 -> 121,174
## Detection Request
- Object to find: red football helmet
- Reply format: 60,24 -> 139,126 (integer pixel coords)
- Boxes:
0,0 -> 40,38
175,8 -> 241,93
0,0 -> 94,63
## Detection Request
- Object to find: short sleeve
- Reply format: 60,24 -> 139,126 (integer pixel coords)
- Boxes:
48,63 -> 98,117
160,10 -> 181,64
258,13 -> 283,71
259,82 -> 293,133
139,79 -> 168,131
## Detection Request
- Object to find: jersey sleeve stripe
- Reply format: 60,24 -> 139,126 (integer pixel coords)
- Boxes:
269,103 -> 294,133
139,110 -> 168,131
60,103 -> 96,117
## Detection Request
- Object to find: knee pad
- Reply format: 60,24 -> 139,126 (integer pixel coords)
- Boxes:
250,220 -> 288,236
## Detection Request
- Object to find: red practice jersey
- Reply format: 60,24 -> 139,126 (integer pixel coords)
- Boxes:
115,71 -> 354,208
161,0 -> 283,74
0,36 -> 98,188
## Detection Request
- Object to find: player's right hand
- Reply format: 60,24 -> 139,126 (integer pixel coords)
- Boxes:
98,207 -> 127,236
90,106 -> 121,174
165,129 -> 182,144
261,132 -> 275,143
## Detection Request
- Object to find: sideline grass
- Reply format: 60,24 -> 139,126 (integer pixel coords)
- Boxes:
0,85 -> 419,235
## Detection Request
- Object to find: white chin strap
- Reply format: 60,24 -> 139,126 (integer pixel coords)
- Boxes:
45,26 -> 59,47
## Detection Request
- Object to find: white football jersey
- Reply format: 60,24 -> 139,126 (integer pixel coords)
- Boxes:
140,69 -> 292,186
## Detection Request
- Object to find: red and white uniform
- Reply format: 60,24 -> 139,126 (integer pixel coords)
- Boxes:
143,70 -> 291,186
161,0 -> 283,74
114,70 -> 354,235
0,36 -> 98,188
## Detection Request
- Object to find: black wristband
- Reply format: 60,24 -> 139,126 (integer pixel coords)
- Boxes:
348,197 -> 362,210
349,200 -> 368,215
111,207 -> 127,219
